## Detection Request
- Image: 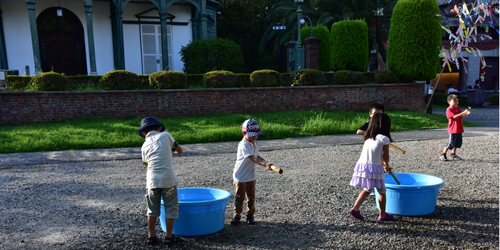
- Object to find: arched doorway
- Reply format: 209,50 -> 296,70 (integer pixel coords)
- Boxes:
37,7 -> 87,75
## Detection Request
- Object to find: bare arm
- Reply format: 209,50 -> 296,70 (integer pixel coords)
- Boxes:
172,141 -> 182,154
248,155 -> 272,170
356,129 -> 365,135
452,109 -> 470,119
382,144 -> 391,174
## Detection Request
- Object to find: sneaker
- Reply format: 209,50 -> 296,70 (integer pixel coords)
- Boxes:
378,213 -> 394,221
230,217 -> 240,225
440,155 -> 448,161
450,154 -> 462,160
246,217 -> 255,225
349,209 -> 364,221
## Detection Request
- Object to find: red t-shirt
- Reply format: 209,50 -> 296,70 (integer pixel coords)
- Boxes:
446,106 -> 464,134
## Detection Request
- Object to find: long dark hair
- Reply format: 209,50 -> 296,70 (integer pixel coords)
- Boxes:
364,112 -> 393,142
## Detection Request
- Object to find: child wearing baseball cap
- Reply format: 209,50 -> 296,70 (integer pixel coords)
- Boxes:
231,119 -> 273,225
138,117 -> 183,246
440,94 -> 470,161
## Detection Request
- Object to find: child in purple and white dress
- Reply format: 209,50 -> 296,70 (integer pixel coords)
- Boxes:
349,112 -> 394,221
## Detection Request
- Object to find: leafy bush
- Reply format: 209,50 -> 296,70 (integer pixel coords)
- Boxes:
363,72 -> 375,83
180,38 -> 244,74
301,25 -> 332,71
202,70 -> 238,88
331,20 -> 369,72
486,94 -> 499,105
387,0 -> 441,81
99,70 -> 139,90
333,70 -> 366,85
250,70 -> 283,87
432,92 -> 466,106
291,69 -> 326,86
66,76 -> 102,90
149,71 -> 187,89
30,72 -> 68,91
7,76 -> 32,90
374,69 -> 399,83
186,74 -> 205,88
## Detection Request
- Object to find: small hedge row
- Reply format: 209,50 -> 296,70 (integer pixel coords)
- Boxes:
5,69 -> 402,91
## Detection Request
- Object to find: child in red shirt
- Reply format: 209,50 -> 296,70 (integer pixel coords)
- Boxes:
440,94 -> 471,161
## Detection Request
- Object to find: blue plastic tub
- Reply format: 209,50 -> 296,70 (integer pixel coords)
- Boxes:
375,173 -> 444,216
160,187 -> 232,236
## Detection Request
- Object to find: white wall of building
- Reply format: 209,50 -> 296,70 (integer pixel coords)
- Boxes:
169,4 -> 192,73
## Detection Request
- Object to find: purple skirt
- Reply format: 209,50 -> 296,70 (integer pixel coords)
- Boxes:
350,163 -> 386,189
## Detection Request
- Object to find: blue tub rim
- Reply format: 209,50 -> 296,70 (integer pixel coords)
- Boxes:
384,173 -> 444,189
175,187 -> 232,206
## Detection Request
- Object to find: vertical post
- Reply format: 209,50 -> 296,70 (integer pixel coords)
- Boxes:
25,0 -> 42,74
159,3 -> 169,70
296,5 -> 303,70
111,1 -> 125,70
83,1 -> 97,75
0,6 -> 8,69
201,1 -> 207,40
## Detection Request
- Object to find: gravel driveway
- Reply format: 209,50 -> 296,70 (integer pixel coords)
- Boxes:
0,109 -> 498,249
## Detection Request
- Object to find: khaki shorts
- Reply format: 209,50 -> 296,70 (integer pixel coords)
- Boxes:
146,186 -> 179,218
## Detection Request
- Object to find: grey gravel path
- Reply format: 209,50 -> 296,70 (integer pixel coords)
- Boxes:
0,108 -> 498,250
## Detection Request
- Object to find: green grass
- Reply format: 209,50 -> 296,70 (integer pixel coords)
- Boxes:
0,110 -> 483,153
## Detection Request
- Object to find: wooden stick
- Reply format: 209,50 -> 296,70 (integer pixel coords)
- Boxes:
389,144 -> 405,154
270,165 -> 283,174
383,161 -> 401,185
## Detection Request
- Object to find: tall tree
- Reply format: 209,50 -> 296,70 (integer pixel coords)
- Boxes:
217,0 -> 271,73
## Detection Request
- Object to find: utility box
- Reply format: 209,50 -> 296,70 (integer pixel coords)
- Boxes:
467,89 -> 485,106
0,70 -> 7,89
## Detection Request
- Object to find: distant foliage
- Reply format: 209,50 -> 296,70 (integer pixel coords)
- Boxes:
387,0 -> 441,81
180,38 -> 244,74
331,20 -> 369,72
301,25 -> 332,71
7,76 -> 32,90
99,70 -> 139,90
487,94 -> 499,105
149,71 -> 187,89
250,70 -> 283,87
374,69 -> 399,83
333,70 -> 366,85
30,72 -> 68,91
202,70 -> 238,88
291,69 -> 326,86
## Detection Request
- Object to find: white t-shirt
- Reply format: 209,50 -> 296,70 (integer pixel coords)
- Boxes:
233,137 -> 260,182
141,131 -> 178,189
356,134 -> 390,165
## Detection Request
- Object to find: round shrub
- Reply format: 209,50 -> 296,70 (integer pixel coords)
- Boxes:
30,72 -> 68,91
291,69 -> 326,86
333,70 -> 366,85
374,69 -> 399,83
250,70 -> 283,87
149,71 -> 187,89
487,94 -> 499,105
202,70 -> 238,88
180,38 -> 244,74
99,70 -> 138,90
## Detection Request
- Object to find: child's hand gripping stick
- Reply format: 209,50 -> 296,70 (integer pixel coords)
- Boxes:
383,161 -> 401,185
389,144 -> 405,154
270,165 -> 283,174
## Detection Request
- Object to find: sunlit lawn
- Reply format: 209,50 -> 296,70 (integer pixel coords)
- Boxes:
0,109 -> 482,153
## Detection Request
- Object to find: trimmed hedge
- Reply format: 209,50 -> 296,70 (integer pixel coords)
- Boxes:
250,69 -> 283,87
301,25 -> 332,71
333,70 -> 366,85
374,69 -> 399,83
291,69 -> 326,86
331,20 -> 369,72
387,0 -> 441,81
30,72 -> 68,91
149,70 -> 187,89
202,70 -> 238,88
180,38 -> 244,74
486,94 -> 499,105
66,75 -> 102,89
99,70 -> 139,90
6,76 -> 32,90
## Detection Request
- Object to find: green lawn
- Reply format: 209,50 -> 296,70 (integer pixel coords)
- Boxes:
0,109 -> 482,153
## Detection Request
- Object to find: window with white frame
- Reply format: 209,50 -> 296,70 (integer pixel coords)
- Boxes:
141,24 -> 173,74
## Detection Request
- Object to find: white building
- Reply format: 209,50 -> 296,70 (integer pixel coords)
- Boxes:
0,0 -> 219,75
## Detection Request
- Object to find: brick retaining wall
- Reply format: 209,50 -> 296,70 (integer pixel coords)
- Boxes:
0,83 -> 424,125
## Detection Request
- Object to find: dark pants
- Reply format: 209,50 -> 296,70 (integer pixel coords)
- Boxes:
233,180 -> 256,218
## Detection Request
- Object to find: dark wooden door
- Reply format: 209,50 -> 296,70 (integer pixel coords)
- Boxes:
37,8 -> 87,75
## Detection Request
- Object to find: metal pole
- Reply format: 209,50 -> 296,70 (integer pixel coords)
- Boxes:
296,5 -> 303,70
